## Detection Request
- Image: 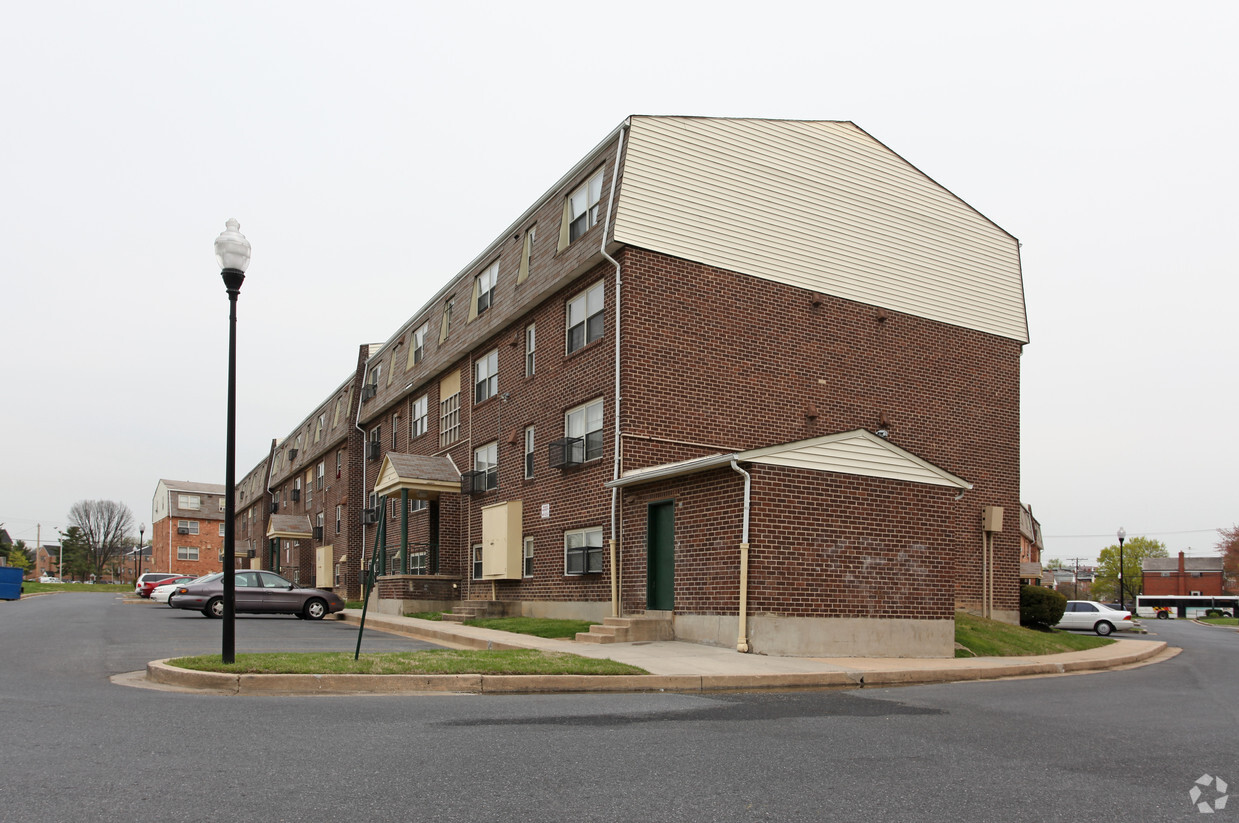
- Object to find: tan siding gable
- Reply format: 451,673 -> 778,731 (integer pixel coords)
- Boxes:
746,430 -> 971,489
614,117 -> 1028,343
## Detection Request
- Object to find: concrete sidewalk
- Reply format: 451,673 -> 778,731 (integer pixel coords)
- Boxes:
139,610 -> 1173,696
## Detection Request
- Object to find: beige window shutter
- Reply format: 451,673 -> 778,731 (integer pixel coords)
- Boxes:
467,278 -> 480,322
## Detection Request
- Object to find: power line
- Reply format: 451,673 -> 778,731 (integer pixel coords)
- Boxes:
1043,528 -> 1222,539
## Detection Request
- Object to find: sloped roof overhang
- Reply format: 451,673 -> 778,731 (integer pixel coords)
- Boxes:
267,515 -> 313,540
373,453 -> 461,499
605,429 -> 972,491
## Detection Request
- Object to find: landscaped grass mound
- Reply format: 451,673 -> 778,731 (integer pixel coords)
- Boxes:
167,649 -> 648,676
955,611 -> 1114,658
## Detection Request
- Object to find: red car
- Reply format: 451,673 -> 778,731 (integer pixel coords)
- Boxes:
137,573 -> 189,598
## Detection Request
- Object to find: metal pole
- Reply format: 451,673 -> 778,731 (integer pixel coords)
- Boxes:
1118,534 -> 1126,612
222,268 -> 244,664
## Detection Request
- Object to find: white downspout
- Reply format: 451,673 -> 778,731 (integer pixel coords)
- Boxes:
730,460 -> 752,652
354,364 -> 370,599
602,120 -> 629,619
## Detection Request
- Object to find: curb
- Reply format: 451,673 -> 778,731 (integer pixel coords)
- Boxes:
144,639 -> 1168,696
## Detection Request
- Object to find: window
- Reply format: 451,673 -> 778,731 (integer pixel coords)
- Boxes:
472,545 -> 483,580
439,297 -> 455,343
391,413 -> 399,449
177,546 -> 199,562
305,470 -> 313,507
369,425 -> 381,461
474,261 -> 498,317
565,527 -> 603,574
409,498 -> 427,513
566,281 -> 604,353
523,536 -> 534,577
408,322 -> 427,370
411,395 -> 428,439
178,520 -> 199,535
473,442 -> 498,491
440,391 -> 460,447
518,225 -> 536,283
178,494 -> 201,510
525,324 -> 536,376
524,426 -> 535,479
219,497 -> 226,512
565,169 -> 604,246
218,523 -> 225,537
474,349 -> 498,403
315,413 -> 325,443
565,398 -> 604,462
316,461 -> 325,490
336,504 -> 342,535
316,512 -> 325,538
336,448 -> 344,479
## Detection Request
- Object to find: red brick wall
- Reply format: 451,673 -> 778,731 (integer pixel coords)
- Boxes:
1143,571 -> 1225,596
617,247 -> 1022,616
149,515 -> 224,578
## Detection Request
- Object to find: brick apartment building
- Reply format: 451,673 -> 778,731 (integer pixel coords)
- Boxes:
1142,552 -> 1225,597
150,479 -> 226,577
231,116 -> 1027,658
1019,503 -> 1044,586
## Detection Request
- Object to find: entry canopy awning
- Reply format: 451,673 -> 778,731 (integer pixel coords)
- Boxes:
606,429 -> 972,490
373,453 -> 461,499
267,514 -> 313,540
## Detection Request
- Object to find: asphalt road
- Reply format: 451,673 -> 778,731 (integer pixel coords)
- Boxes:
1,594 -> 1235,822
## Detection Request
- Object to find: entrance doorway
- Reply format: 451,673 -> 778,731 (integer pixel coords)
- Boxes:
646,500 -> 674,611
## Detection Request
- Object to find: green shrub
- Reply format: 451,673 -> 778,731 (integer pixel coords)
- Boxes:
1020,584 -> 1067,629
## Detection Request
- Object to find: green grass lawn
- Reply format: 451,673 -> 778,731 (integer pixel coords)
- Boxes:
954,612 -> 1115,658
1198,616 -> 1239,627
168,649 -> 647,676
20,581 -> 131,594
461,616 -> 597,638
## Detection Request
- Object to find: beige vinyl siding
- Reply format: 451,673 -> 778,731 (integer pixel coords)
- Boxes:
614,117 -> 1028,343
745,430 -> 970,489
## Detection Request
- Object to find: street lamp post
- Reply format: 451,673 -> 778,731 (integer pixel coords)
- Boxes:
215,218 -> 251,664
137,523 -> 144,585
1117,527 -> 1127,612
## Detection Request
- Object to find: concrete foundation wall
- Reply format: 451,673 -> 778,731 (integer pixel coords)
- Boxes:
675,613 -> 955,658
517,600 -> 611,622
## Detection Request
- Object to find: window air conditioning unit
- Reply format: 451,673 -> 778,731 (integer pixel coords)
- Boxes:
548,437 -> 583,469
245,549 -> 256,558
291,488 -> 301,502
460,470 -> 484,495
361,507 -> 379,525
368,441 -> 381,461
177,526 -> 190,535
289,448 -> 299,459
362,384 -> 377,402
313,526 -> 323,541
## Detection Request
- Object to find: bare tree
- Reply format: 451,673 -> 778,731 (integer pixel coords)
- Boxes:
67,500 -> 136,580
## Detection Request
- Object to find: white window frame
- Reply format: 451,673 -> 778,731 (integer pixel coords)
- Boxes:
564,527 -> 603,575
411,394 -> 428,439
565,398 -> 604,463
178,494 -> 201,510
475,261 -> 498,315
336,448 -> 344,479
316,461 -> 325,490
218,523 -> 225,537
472,544 -> 484,580
524,426 -> 535,479
177,546 -> 200,562
523,535 -> 534,578
474,349 -> 498,404
566,281 -> 605,354
473,441 -> 498,491
335,504 -> 342,535
566,169 -> 604,244
412,322 -> 427,365
178,520 -> 199,535
525,323 -> 536,376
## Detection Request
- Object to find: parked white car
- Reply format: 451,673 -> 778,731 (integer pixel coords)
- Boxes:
1056,600 -> 1134,636
150,576 -> 196,604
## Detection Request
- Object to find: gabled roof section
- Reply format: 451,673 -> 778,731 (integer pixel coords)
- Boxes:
607,429 -> 971,490
373,453 -> 461,498
614,116 -> 1028,343
267,515 -> 313,540
159,479 -> 226,494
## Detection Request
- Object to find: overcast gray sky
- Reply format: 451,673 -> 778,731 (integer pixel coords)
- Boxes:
2,1 -> 1235,564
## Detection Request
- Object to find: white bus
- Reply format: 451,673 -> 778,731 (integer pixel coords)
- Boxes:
1134,595 -> 1238,619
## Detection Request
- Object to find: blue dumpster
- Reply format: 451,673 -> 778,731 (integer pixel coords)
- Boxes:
0,566 -> 22,600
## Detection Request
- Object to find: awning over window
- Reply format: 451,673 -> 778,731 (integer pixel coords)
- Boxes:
373,453 -> 461,498
606,429 -> 972,490
267,515 -> 313,540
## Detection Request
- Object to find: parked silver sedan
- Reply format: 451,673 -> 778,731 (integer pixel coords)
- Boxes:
169,570 -> 345,620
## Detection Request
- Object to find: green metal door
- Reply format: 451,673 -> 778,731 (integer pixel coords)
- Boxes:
647,501 -> 675,611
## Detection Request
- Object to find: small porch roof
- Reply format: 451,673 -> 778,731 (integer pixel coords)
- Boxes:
605,429 -> 972,490
267,514 -> 313,540
373,453 -> 461,498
